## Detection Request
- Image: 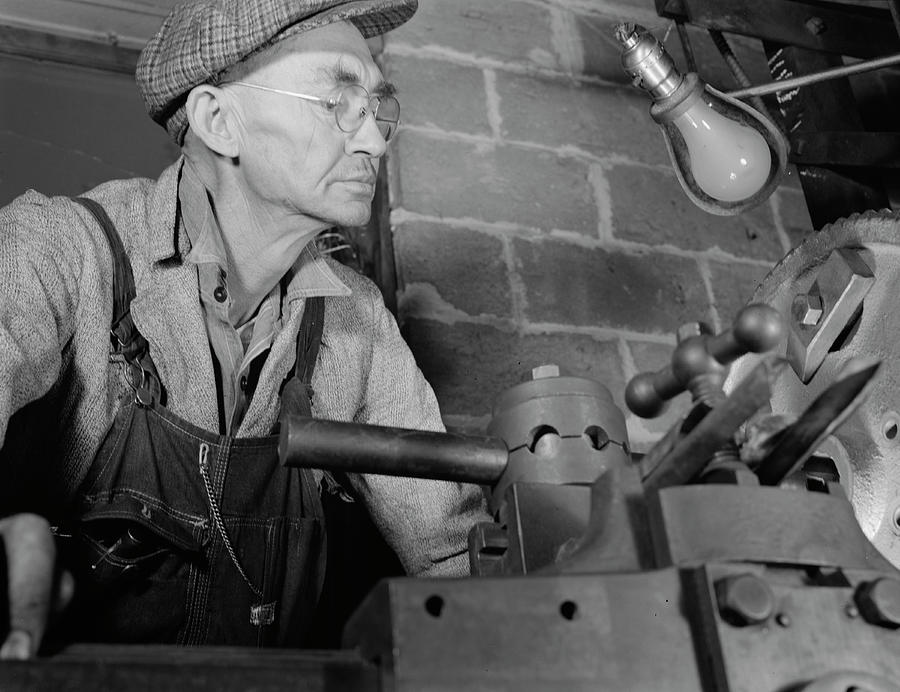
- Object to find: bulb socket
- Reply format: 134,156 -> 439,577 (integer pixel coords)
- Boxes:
649,73 -> 705,123
615,22 -> 683,99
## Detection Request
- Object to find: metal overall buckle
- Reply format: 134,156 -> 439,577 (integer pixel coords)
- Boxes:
112,328 -> 154,407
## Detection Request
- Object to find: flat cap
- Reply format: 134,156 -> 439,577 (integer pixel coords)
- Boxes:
136,0 -> 417,145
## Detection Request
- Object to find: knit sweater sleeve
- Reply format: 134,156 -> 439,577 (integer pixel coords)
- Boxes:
0,193 -> 83,446
346,286 -> 490,578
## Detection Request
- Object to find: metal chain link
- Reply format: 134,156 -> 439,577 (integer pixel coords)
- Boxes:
198,442 -> 264,600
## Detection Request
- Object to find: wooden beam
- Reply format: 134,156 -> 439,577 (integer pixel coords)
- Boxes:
0,24 -> 139,74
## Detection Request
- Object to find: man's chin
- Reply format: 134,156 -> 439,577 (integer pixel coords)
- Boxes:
327,203 -> 373,228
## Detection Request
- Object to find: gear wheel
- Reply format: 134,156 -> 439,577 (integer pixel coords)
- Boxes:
726,208 -> 900,569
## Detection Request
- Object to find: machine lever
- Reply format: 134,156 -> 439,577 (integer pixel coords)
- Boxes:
278,414 -> 509,484
626,303 -> 784,418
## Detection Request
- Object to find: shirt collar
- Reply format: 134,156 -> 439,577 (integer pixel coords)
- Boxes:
180,161 -> 226,268
176,160 -> 352,300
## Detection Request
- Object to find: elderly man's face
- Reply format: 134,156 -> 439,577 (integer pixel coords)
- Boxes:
229,21 -> 390,228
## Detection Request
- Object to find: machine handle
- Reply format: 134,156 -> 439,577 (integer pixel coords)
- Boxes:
278,415 -> 509,485
625,303 -> 784,418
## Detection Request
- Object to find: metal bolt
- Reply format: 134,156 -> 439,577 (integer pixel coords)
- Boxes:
791,292 -> 824,327
855,578 -> 900,629
805,16 -> 826,35
715,573 -> 775,626
531,364 -> 560,380
676,322 -> 711,343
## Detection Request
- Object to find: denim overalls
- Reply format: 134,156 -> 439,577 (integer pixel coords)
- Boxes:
55,197 -> 326,647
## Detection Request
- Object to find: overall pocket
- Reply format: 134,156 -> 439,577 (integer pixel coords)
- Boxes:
73,493 -> 205,585
58,494 -> 207,644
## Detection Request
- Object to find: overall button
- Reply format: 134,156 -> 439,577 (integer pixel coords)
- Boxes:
214,286 -> 228,302
240,375 -> 249,391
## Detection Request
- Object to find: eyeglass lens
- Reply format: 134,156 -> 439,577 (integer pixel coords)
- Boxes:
335,85 -> 400,141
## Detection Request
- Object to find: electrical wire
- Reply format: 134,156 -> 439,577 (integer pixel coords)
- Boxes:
727,51 -> 900,99
708,28 -> 781,129
675,21 -> 698,73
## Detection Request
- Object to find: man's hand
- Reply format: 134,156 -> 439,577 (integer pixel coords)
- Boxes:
0,514 -> 73,660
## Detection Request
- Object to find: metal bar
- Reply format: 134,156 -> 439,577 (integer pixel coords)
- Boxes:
656,0 -> 900,59
279,415 -> 509,485
757,360 -> 880,486
727,52 -> 900,99
763,43 -> 889,229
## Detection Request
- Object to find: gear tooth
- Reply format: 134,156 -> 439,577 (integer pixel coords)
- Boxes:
811,208 -> 900,240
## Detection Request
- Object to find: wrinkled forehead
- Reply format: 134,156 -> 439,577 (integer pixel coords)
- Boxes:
250,21 -> 383,90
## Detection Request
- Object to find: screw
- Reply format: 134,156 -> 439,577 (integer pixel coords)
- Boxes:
791,292 -> 824,327
531,364 -> 560,380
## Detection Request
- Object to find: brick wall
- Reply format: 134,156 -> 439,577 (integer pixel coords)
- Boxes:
381,0 -> 814,448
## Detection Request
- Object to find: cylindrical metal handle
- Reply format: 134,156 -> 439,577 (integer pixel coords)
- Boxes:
626,304 -> 784,418
279,415 -> 509,485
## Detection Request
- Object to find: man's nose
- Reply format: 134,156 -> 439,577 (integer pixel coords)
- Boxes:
346,111 -> 388,157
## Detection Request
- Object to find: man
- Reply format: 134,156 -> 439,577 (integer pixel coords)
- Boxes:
0,0 -> 486,658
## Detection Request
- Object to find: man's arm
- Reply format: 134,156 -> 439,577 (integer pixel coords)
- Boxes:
0,195 -> 87,657
0,194 -> 80,446
346,289 -> 491,577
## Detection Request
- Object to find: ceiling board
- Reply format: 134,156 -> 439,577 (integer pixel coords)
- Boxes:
0,0 -> 181,49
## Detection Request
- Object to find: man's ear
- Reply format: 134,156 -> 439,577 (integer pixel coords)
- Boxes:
185,85 -> 240,158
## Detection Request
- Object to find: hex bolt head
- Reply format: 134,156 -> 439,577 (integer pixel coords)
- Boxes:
715,573 -> 776,626
805,16 -> 827,35
791,292 -> 824,327
855,577 -> 900,629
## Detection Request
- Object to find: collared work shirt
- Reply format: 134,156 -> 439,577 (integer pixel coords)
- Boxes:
179,167 -> 287,433
0,157 -> 489,577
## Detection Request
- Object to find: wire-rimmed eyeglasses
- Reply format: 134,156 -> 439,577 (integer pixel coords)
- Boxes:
228,81 -> 400,142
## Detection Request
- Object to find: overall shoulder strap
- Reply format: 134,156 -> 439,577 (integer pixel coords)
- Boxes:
71,197 -> 165,405
71,197 -> 134,346
294,295 -> 325,389
280,296 -> 325,419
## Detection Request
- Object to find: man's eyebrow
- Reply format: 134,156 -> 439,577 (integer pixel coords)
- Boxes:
374,80 -> 397,97
330,64 -> 361,85
320,63 -> 396,96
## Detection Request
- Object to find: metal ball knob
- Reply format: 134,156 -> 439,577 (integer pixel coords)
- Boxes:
672,336 -> 724,385
732,304 -> 784,354
625,371 -> 666,418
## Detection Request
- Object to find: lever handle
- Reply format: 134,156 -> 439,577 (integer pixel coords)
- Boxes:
625,303 -> 784,418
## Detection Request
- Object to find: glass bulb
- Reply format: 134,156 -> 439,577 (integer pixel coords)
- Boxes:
672,94 -> 771,203
616,22 -> 788,216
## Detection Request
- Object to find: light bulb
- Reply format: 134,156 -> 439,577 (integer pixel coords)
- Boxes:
614,23 -> 788,216
672,90 -> 771,202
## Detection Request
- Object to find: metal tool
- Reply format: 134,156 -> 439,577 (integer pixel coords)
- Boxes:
640,356 -> 784,492
756,358 -> 881,485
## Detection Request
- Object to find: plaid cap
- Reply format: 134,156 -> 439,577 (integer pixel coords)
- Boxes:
136,0 -> 417,145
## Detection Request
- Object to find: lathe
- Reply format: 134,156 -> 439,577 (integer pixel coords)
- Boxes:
2,211 -> 900,691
